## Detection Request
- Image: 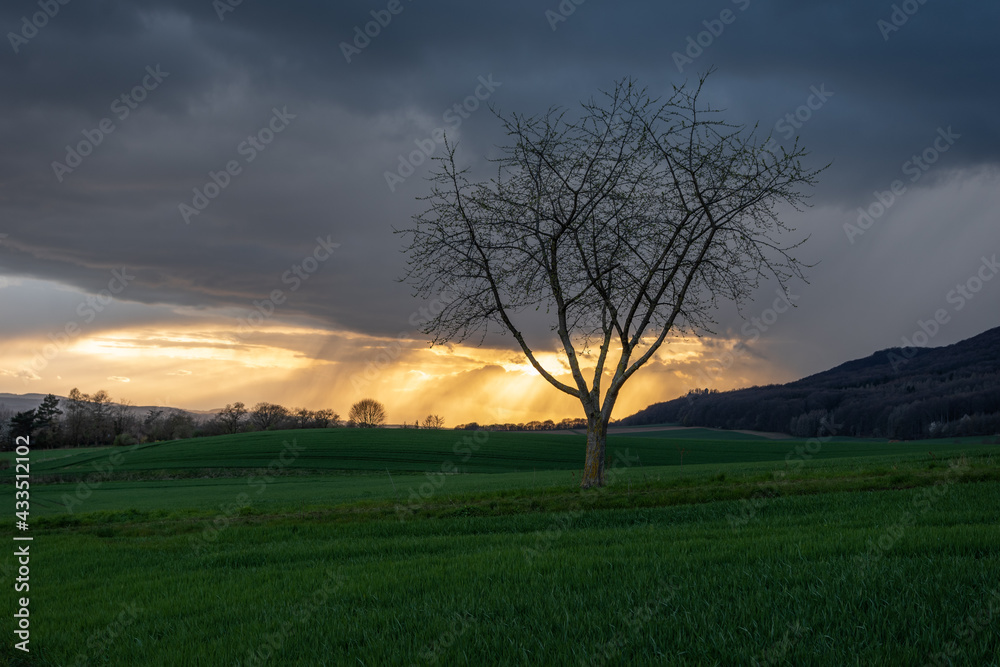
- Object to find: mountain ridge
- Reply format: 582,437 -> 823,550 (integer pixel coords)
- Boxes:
620,325 -> 1000,439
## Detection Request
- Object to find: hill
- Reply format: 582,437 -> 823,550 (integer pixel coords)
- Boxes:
620,325 -> 1000,439
0,392 -> 214,420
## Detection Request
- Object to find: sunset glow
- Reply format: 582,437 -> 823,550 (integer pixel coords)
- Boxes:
0,282 -> 789,424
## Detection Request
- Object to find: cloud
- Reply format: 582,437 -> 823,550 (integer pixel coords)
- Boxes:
1,368 -> 40,382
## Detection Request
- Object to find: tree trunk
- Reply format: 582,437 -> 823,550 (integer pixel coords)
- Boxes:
581,415 -> 607,489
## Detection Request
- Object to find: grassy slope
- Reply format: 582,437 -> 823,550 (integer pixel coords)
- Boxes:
2,429 -> 998,665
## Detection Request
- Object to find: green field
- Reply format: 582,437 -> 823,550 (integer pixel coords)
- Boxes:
3,429 -> 999,665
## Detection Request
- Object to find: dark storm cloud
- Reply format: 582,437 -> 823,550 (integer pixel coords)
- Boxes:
1,0 -> 998,373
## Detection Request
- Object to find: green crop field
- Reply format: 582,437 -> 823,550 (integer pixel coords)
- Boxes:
3,429 -> 998,665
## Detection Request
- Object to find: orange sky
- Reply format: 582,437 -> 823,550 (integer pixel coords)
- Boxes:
0,289 -> 793,424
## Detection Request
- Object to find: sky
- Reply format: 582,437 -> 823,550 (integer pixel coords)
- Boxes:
1,0 -> 998,425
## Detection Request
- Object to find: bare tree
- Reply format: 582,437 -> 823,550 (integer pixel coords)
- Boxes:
349,398 -> 386,428
291,408 -> 312,429
111,399 -> 137,438
87,389 -> 114,444
399,74 -> 820,488
249,402 -> 289,431
217,402 -> 248,434
312,409 -> 339,428
422,414 -> 445,429
65,388 -> 88,446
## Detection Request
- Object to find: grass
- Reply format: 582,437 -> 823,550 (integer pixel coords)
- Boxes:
2,428 -> 998,665
3,428 -> 992,481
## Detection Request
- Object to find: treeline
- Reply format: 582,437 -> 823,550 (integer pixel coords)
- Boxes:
203,402 -> 340,436
620,326 -> 1000,440
1,390 -> 342,450
455,418 -> 597,431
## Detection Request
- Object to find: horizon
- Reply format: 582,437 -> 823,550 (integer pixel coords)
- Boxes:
3,319 -> 996,425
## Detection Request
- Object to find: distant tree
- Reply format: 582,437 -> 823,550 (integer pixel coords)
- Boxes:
291,408 -> 312,429
110,399 -> 137,439
34,393 -> 62,427
217,402 -> 248,434
312,409 -> 339,428
422,414 -> 445,429
162,411 -> 196,440
143,408 -> 196,442
349,398 -> 386,428
143,409 -> 164,441
65,388 -> 89,446
249,402 -> 289,431
87,390 -> 114,444
29,393 -> 63,447
9,410 -> 36,440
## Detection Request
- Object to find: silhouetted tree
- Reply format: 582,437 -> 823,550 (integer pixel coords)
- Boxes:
400,74 -> 818,487
111,399 -> 137,440
249,402 -> 289,431
422,414 -> 445,429
64,388 -> 89,446
32,394 -> 62,446
9,410 -> 36,440
217,402 -> 248,434
312,409 -> 339,428
349,399 -> 386,428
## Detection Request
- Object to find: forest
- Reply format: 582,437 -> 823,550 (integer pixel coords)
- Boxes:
621,326 -> 1000,440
